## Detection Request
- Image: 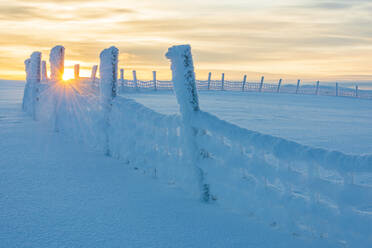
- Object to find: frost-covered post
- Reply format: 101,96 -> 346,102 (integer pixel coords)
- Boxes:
259,76 -> 264,92
28,52 -> 41,120
336,82 -> 339,96
49,46 -> 65,82
22,59 -> 31,112
355,85 -> 359,97
91,65 -> 98,81
165,44 -> 210,202
41,60 -> 47,81
119,68 -> 124,90
277,78 -> 282,93
132,70 -> 138,90
242,75 -> 247,91
221,73 -> 225,91
153,70 -> 157,91
120,68 -> 124,83
296,79 -> 301,94
315,80 -> 320,95
207,72 -> 211,90
100,46 -> 119,156
74,64 -> 80,79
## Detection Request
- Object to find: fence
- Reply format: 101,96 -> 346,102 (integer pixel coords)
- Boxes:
22,45 -> 372,247
115,72 -> 372,100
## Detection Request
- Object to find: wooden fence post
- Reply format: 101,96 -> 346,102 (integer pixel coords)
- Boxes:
120,68 -> 124,81
132,70 -> 138,90
207,72 -> 211,90
74,64 -> 80,80
336,82 -> 339,96
315,81 -> 320,95
153,70 -> 157,91
277,78 -> 282,93
91,65 -> 98,81
165,44 -> 210,202
22,58 -> 31,112
120,68 -> 124,88
41,60 -> 47,81
49,45 -> 65,82
296,79 -> 301,94
221,73 -> 225,91
356,85 -> 359,97
99,46 -> 119,156
259,76 -> 264,92
30,52 -> 41,120
49,46 -> 65,132
23,52 -> 41,120
242,75 -> 247,91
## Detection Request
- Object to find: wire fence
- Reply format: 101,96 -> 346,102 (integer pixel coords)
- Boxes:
115,74 -> 372,100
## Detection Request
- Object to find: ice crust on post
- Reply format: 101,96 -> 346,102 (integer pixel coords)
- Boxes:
22,59 -> 31,112
41,60 -> 47,81
165,44 -> 209,201
91,65 -> 98,81
49,46 -> 65,82
165,45 -> 199,119
99,46 -> 119,156
23,52 -> 41,119
99,46 -> 118,108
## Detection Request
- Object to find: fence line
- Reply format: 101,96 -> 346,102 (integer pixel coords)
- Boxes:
116,72 -> 372,100
22,45 -> 372,247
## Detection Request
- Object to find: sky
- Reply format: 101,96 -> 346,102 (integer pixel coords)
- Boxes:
1,0 -> 372,82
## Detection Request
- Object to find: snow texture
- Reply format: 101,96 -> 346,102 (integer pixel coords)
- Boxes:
2,80 -> 343,248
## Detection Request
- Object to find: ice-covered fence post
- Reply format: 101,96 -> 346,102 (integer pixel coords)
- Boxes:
28,52 -> 41,120
277,78 -> 282,93
355,85 -> 359,97
153,70 -> 157,91
315,80 -> 320,95
91,65 -> 98,81
242,75 -> 247,91
41,60 -> 47,81
49,45 -> 65,82
74,64 -> 80,79
259,76 -> 264,92
221,73 -> 225,91
207,72 -> 211,90
165,44 -> 210,202
22,59 -> 31,112
132,70 -> 138,90
120,68 -> 124,89
296,79 -> 301,94
336,82 -> 339,96
99,46 -> 119,156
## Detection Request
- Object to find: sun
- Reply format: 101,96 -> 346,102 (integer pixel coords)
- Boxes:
62,68 -> 75,81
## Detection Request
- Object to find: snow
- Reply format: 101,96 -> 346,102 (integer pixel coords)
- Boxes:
122,90 -> 372,155
0,80 -> 340,248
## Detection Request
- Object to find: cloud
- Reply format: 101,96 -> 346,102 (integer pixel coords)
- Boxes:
0,3 -> 135,21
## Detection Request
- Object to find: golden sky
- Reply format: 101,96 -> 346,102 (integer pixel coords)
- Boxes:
1,0 -> 372,82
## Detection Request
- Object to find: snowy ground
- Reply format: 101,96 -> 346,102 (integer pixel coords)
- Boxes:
122,90 -> 372,155
0,81 -> 364,247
